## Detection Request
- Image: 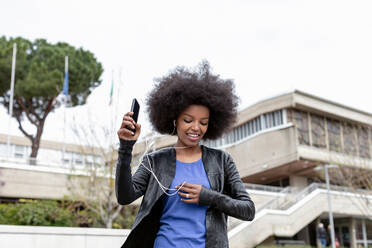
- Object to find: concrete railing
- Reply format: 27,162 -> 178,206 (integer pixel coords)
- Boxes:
0,225 -> 130,248
228,185 -> 291,231
0,155 -> 105,172
0,155 -> 73,168
244,183 -> 287,193
228,185 -> 372,248
262,183 -> 372,211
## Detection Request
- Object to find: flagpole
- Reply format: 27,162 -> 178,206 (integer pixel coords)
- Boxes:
109,69 -> 116,188
110,69 -> 114,142
115,68 -> 122,131
7,43 -> 17,157
62,56 -> 68,165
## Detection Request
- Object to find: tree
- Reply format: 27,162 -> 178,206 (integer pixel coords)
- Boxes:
65,109 -> 129,228
0,36 -> 103,159
314,162 -> 372,219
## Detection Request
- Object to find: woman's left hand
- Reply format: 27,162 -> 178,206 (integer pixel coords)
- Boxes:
176,182 -> 202,204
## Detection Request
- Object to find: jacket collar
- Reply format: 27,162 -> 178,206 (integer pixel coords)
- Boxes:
201,145 -> 217,190
163,144 -> 216,190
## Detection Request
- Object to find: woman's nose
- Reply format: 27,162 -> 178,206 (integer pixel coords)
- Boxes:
191,122 -> 200,131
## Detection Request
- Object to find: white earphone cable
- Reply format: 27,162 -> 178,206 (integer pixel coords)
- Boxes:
135,135 -> 194,196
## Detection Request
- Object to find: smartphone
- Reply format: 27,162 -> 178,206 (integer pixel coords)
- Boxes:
126,98 -> 140,134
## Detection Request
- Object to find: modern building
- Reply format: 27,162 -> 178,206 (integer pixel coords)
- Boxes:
0,133 -> 103,167
1,90 -> 371,247
131,90 -> 372,248
0,133 -> 105,200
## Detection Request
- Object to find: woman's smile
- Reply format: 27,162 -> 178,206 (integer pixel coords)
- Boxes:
175,105 -> 210,147
186,133 -> 200,141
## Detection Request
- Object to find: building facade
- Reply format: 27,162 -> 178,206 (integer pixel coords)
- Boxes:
1,90 -> 371,247
131,90 -> 372,248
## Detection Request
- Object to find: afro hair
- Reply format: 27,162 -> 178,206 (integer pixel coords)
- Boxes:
146,61 -> 239,140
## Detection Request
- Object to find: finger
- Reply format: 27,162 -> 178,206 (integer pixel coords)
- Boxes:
181,198 -> 198,204
124,112 -> 134,117
135,123 -> 141,131
176,185 -> 191,192
122,116 -> 135,125
177,182 -> 194,189
177,184 -> 197,193
120,121 -> 136,129
182,182 -> 197,188
181,188 -> 197,194
120,120 -> 135,129
117,128 -> 135,137
121,117 -> 134,128
178,192 -> 194,198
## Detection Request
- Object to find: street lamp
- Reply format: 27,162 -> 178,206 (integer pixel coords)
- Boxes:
315,164 -> 339,248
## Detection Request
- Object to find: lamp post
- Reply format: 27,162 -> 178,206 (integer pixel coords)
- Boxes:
315,164 -> 339,248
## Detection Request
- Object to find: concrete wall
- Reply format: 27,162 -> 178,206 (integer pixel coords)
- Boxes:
0,163 -> 71,199
225,126 -> 298,178
0,160 -> 283,207
0,162 -> 112,200
298,145 -> 372,170
0,225 -> 129,248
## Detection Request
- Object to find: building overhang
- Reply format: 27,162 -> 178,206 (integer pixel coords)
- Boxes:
237,90 -> 372,127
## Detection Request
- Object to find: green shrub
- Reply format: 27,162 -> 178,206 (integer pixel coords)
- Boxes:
0,199 -> 137,228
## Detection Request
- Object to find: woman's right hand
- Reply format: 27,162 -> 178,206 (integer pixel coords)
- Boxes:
117,112 -> 141,141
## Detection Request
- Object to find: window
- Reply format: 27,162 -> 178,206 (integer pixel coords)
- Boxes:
343,123 -> 358,156
263,110 -> 284,129
356,220 -> 364,240
238,126 -> 243,140
85,155 -> 94,167
295,110 -> 310,145
233,129 -> 238,142
93,155 -> 102,166
286,109 -> 295,123
327,119 -> 342,152
73,153 -> 84,166
357,126 -> 370,159
62,152 -> 73,165
274,110 -> 283,126
0,142 -> 8,156
265,112 -> 274,128
14,145 -> 25,158
311,114 -> 326,148
243,123 -> 248,137
248,121 -> 253,135
202,109 -> 285,148
367,220 -> 372,240
253,117 -> 262,133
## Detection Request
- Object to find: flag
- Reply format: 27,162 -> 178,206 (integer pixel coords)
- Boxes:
109,77 -> 114,105
63,59 -> 69,96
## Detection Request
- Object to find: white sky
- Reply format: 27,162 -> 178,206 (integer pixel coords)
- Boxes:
1,0 -> 371,144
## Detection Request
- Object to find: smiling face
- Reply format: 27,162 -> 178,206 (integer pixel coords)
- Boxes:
175,105 -> 210,147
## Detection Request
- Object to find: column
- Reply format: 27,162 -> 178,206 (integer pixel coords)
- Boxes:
350,218 -> 357,248
362,219 -> 367,248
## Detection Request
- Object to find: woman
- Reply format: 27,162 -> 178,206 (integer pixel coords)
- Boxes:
116,62 -> 255,248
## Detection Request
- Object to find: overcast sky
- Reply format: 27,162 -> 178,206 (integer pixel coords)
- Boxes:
1,0 -> 371,144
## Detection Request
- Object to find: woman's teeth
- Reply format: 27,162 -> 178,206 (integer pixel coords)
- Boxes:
187,134 -> 198,137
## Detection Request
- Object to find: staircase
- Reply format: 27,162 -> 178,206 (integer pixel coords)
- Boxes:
228,183 -> 372,248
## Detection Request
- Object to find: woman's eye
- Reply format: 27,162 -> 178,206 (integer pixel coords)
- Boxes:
201,122 -> 208,126
184,119 -> 192,123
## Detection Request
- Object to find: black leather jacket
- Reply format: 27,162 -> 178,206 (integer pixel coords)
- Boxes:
116,139 -> 255,248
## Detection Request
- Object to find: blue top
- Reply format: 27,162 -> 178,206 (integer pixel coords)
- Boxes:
154,158 -> 211,248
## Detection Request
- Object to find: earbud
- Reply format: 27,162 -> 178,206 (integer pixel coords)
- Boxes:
170,120 -> 177,135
